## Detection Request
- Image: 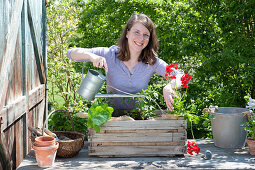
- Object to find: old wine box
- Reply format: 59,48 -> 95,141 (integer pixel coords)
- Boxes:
88,114 -> 187,157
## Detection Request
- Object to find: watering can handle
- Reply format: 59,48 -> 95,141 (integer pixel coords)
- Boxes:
81,61 -> 104,81
81,62 -> 86,81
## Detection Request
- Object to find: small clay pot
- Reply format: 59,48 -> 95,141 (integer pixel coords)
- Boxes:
34,136 -> 55,147
246,137 -> 255,155
33,141 -> 59,167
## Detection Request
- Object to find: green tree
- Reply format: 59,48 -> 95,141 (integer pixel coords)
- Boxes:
47,0 -> 87,132
47,0 -> 83,109
190,0 -> 255,106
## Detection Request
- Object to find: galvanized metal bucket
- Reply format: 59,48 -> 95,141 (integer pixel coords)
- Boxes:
210,107 -> 249,148
77,69 -> 106,101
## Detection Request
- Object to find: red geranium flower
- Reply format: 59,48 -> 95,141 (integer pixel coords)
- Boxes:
165,73 -> 169,80
166,65 -> 173,74
170,75 -> 176,79
181,74 -> 192,88
187,141 -> 200,155
169,63 -> 178,69
165,63 -> 179,80
181,83 -> 188,88
164,63 -> 193,115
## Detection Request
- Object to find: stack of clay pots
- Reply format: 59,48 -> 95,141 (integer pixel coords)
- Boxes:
33,136 -> 59,167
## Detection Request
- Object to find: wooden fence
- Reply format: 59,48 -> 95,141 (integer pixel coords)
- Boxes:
0,0 -> 47,168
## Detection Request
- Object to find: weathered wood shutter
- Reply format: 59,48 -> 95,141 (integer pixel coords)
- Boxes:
0,0 -> 47,168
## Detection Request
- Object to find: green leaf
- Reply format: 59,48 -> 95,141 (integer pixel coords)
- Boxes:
94,125 -> 101,132
87,100 -> 113,132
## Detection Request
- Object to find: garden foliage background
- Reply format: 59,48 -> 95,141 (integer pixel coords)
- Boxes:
47,0 -> 255,139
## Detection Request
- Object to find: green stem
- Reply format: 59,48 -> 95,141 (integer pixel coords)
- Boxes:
190,119 -> 195,139
146,96 -> 164,114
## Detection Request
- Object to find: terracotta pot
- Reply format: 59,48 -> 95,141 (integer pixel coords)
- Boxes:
246,137 -> 255,155
34,136 -> 55,147
33,141 -> 59,167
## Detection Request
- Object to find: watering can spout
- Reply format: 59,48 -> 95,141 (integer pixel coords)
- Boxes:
77,69 -> 106,101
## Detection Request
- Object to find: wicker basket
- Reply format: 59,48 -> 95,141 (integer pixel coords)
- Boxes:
54,131 -> 85,158
41,109 -> 85,158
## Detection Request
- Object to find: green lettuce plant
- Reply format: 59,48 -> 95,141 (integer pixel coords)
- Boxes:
87,100 -> 114,132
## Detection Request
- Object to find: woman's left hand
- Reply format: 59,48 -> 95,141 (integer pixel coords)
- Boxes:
163,84 -> 177,111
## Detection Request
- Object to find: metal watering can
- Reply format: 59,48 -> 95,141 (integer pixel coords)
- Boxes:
77,69 -> 106,101
77,64 -> 144,101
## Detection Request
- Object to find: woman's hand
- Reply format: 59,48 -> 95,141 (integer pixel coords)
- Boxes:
163,83 -> 177,111
90,54 -> 108,72
69,48 -> 108,72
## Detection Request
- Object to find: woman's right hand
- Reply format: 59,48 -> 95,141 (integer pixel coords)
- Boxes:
90,54 -> 108,72
68,48 -> 108,72
163,83 -> 177,112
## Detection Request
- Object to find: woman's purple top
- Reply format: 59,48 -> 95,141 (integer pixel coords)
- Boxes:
67,45 -> 167,110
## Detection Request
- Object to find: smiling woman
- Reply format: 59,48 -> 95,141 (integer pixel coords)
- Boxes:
66,14 -> 184,117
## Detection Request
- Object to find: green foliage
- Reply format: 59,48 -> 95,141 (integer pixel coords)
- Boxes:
189,0 -> 255,107
48,109 -> 88,134
47,0 -> 89,133
242,113 -> 255,140
130,77 -> 211,139
87,99 -> 114,132
129,78 -> 166,120
129,90 -> 163,120
169,87 -> 212,139
47,0 -> 83,109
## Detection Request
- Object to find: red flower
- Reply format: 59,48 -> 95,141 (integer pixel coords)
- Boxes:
195,146 -> 200,154
165,73 -> 169,80
181,83 -> 188,88
166,63 -> 178,74
187,141 -> 200,155
165,63 -> 179,80
181,74 -> 192,88
165,63 -> 193,91
166,66 -> 173,74
169,63 -> 178,69
181,74 -> 192,82
170,75 -> 176,79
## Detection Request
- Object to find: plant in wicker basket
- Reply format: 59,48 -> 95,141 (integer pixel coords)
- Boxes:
42,109 -> 85,158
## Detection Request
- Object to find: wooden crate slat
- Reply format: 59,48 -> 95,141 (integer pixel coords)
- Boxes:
89,145 -> 186,157
89,132 -> 186,143
90,141 -> 185,147
89,129 -> 186,135
100,120 -> 186,131
99,129 -> 183,134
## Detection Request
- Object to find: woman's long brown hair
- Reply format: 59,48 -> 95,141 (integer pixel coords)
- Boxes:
117,14 -> 159,65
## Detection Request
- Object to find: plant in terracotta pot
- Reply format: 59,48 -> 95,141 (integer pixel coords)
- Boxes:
242,110 -> 255,155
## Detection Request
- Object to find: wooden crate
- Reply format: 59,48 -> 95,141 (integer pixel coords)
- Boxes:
88,114 -> 187,157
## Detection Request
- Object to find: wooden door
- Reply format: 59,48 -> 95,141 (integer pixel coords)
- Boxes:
0,0 -> 47,168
